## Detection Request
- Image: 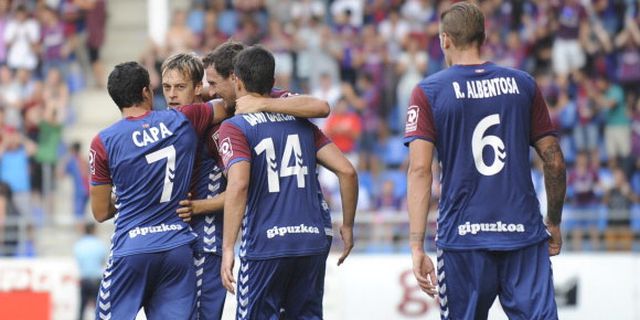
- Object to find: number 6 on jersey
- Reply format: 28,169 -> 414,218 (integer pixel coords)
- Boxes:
472,114 -> 506,176
255,134 -> 309,193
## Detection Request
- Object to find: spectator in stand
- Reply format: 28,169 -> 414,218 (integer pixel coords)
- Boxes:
263,19 -> 293,89
0,127 -> 36,223
4,5 -> 40,71
396,37 -> 427,131
324,96 -> 362,161
614,15 -> 640,93
165,9 -> 197,53
342,72 -> 381,168
310,72 -> 341,128
567,152 -> 602,251
401,0 -> 435,33
378,7 -> 410,58
200,10 -> 228,53
290,0 -> 325,25
551,0 -> 589,81
0,0 -> 10,65
39,6 -> 70,79
572,71 -> 601,164
42,67 -> 69,123
631,96 -> 640,170
0,182 -> 20,256
592,75 -> 630,170
83,0 -> 107,88
375,179 -> 402,211
0,66 -> 23,130
33,97 -> 63,219
603,167 -> 636,251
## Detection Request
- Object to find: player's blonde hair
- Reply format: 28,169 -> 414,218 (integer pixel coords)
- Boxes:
161,52 -> 204,87
440,2 -> 485,50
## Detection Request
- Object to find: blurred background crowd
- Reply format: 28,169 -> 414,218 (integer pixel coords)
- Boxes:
1,0 -> 640,258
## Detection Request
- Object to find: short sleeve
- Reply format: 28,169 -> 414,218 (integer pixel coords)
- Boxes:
530,85 -> 557,144
176,102 -> 214,136
89,135 -> 111,185
403,85 -> 437,146
310,123 -> 332,150
217,122 -> 252,171
270,88 -> 296,98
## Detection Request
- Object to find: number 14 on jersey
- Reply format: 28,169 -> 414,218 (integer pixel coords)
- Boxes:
255,134 -> 309,193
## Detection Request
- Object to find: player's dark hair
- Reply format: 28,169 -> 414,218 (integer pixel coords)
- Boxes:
202,41 -> 246,79
233,46 -> 275,96
161,52 -> 204,87
107,62 -> 150,111
440,2 -> 485,50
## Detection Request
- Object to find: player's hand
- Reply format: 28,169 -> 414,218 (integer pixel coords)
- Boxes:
337,225 -> 354,266
176,200 -> 194,222
221,249 -> 236,294
235,94 -> 266,114
176,193 -> 194,222
411,250 -> 438,298
546,222 -> 562,256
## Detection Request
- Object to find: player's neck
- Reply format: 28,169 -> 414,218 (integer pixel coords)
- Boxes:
448,48 -> 485,66
122,105 -> 151,118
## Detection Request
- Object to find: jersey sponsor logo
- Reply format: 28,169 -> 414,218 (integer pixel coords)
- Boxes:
220,137 -> 233,166
266,224 -> 321,239
457,221 -> 525,236
128,223 -> 183,238
131,122 -> 174,147
89,148 -> 97,175
405,105 -> 419,133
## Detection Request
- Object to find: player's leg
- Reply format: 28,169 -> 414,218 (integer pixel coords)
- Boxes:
237,258 -> 290,320
95,255 -> 148,320
497,241 -> 558,320
281,253 -> 328,320
437,248 -> 499,320
144,244 -> 197,320
197,253 -> 226,320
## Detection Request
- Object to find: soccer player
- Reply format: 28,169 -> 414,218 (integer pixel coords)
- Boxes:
404,3 -> 566,320
161,51 -> 330,320
217,46 -> 357,319
89,61 -> 226,319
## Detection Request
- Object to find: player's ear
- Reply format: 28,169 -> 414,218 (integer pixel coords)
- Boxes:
142,86 -> 152,102
232,74 -> 244,93
194,81 -> 203,97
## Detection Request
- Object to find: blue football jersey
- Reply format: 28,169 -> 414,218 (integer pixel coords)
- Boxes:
404,62 -> 557,250
90,104 -> 214,257
190,125 -> 226,254
218,112 -> 332,259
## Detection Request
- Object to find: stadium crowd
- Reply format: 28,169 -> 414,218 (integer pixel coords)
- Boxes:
0,0 -> 105,255
2,0 -> 640,254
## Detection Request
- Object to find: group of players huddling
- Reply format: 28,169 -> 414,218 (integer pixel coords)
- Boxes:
89,1 -> 566,320
89,42 -> 358,319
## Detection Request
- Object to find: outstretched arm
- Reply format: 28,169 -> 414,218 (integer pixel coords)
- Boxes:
534,136 -> 566,256
407,139 -> 438,297
176,192 -> 225,223
235,94 -> 330,118
317,143 -> 358,265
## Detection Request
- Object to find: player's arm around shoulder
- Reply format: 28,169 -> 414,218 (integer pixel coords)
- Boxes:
534,136 -> 567,256
235,93 -> 330,118
317,142 -> 358,265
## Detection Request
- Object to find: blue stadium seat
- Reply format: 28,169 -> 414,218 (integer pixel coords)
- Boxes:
631,172 -> 640,195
